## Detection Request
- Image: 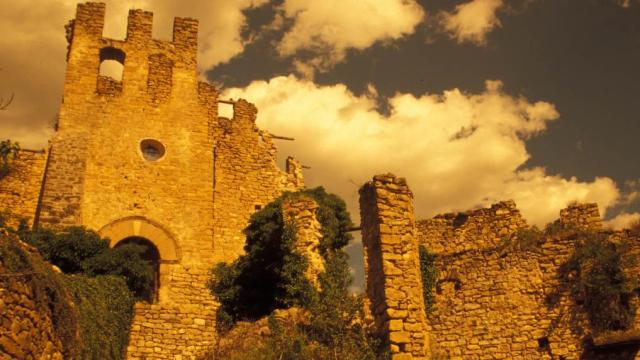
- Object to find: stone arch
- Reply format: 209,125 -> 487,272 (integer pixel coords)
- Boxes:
98,216 -> 180,303
98,216 -> 180,262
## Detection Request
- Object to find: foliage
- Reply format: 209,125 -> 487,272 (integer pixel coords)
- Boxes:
0,139 -> 20,179
64,275 -> 134,360
208,253 -> 382,360
0,233 -> 80,358
305,252 -> 380,359
418,245 -> 438,311
17,225 -> 154,301
561,231 -> 637,332
208,187 -> 383,358
209,187 -> 353,323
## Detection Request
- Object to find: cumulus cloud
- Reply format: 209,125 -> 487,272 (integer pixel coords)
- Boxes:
606,212 -> 640,230
0,0 -> 265,148
439,0 -> 505,45
272,0 -> 425,76
224,76 -> 623,226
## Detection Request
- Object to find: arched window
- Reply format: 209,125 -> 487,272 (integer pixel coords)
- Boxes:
99,47 -> 125,81
115,236 -> 160,303
97,47 -> 125,95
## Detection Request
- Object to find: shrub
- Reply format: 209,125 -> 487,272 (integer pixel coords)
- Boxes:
19,226 -> 154,301
209,187 -> 353,323
64,275 -> 134,360
419,245 -> 438,311
0,139 -> 20,179
208,188 -> 382,358
561,231 -> 637,332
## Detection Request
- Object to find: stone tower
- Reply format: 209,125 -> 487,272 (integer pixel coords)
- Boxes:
33,2 -> 303,358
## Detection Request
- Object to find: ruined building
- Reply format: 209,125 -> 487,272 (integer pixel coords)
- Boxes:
2,2 -> 640,360
1,2 -> 304,358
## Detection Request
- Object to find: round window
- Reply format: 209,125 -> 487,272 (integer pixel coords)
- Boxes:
140,139 -> 166,161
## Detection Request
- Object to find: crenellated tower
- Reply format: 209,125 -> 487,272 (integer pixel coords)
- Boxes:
32,2 -> 304,358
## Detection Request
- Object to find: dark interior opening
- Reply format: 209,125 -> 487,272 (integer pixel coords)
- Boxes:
115,236 -> 160,303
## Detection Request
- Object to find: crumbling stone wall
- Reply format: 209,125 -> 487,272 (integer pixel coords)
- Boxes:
282,196 -> 324,286
417,200 -> 527,256
0,149 -> 48,228
0,235 -> 64,360
211,99 -> 303,263
418,200 -> 640,359
359,174 -> 430,360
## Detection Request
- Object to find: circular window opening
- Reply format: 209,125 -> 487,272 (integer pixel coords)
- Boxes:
140,139 -> 166,161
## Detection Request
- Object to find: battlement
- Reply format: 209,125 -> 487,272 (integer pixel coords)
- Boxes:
60,2 -> 201,110
72,2 -> 198,51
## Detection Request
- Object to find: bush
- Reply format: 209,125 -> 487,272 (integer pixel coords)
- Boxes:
210,187 -> 353,323
208,188 -> 382,358
561,231 -> 637,332
64,275 -> 134,360
419,245 -> 438,311
18,226 -> 154,301
0,139 -> 19,179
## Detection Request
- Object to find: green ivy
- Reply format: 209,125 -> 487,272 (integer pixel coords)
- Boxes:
561,231 -> 637,332
0,233 -> 80,358
419,245 -> 438,312
64,275 -> 134,360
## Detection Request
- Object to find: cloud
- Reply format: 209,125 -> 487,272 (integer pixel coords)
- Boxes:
0,0 -> 266,148
224,75 -> 624,226
605,212 -> 640,230
439,0 -> 505,45
272,0 -> 425,76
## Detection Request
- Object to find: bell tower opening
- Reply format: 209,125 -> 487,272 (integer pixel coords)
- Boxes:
115,236 -> 160,303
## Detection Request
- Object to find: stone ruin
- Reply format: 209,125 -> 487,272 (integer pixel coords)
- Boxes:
2,2 -> 640,360
360,173 -> 640,360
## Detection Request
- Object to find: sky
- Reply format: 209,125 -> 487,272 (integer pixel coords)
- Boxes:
1,1 -> 639,258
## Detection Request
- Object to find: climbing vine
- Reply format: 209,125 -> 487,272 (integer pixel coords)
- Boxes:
419,245 -> 438,312
561,231 -> 637,332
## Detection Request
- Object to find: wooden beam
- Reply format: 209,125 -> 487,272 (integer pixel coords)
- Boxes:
270,134 -> 295,141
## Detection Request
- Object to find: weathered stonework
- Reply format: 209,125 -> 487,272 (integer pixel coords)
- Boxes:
417,197 -> 640,359
359,174 -> 430,359
0,150 -> 48,228
0,235 -> 65,360
1,3 -> 304,359
282,196 -> 324,286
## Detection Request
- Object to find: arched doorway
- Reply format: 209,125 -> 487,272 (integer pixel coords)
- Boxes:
98,216 -> 180,303
115,236 -> 160,303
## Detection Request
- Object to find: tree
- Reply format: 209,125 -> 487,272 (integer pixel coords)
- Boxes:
0,139 -> 20,178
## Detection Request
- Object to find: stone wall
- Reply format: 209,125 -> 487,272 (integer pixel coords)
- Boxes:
417,200 -> 527,256
417,199 -> 640,359
211,99 -> 302,263
282,196 -> 324,286
0,234 -> 64,360
359,174 -> 430,360
0,149 -> 48,228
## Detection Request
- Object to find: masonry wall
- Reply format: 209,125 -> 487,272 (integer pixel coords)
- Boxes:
211,100 -> 302,263
0,235 -> 65,360
418,202 -> 640,360
282,196 -> 324,286
0,150 -> 48,228
359,174 -> 430,360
